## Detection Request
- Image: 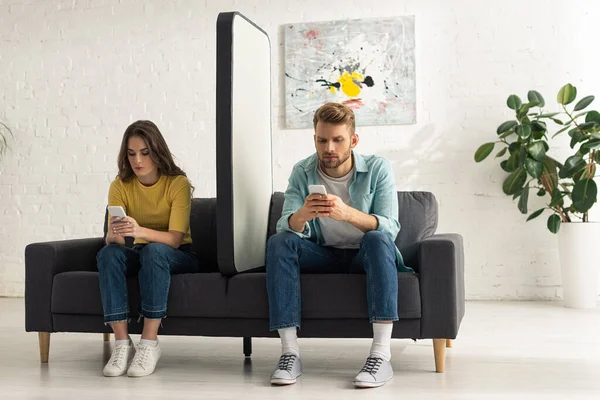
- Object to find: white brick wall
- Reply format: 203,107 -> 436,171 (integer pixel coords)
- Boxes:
1,0 -> 600,298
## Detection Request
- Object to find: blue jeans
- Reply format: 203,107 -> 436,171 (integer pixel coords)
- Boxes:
96,242 -> 198,324
266,230 -> 399,331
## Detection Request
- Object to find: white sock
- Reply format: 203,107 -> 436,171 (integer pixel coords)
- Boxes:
278,327 -> 300,357
370,323 -> 393,361
114,335 -> 131,346
140,338 -> 158,347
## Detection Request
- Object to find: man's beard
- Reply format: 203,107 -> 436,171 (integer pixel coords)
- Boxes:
319,147 -> 352,170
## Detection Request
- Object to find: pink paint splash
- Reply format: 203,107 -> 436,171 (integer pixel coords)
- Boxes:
304,30 -> 318,40
342,98 -> 365,110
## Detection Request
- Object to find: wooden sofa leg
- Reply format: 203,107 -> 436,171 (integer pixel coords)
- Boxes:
39,332 -> 51,363
103,333 -> 111,342
433,339 -> 446,373
243,337 -> 252,358
446,339 -> 453,348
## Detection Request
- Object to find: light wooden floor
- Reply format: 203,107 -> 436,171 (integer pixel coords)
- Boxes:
1,298 -> 599,399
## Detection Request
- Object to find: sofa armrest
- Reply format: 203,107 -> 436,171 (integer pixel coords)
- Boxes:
417,233 -> 465,339
25,237 -> 105,332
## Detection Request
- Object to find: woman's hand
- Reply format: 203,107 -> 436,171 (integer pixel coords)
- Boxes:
106,217 -> 126,245
112,216 -> 145,239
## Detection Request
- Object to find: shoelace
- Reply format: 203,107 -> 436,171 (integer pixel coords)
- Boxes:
131,344 -> 152,369
110,344 -> 129,367
359,357 -> 383,376
277,354 -> 297,372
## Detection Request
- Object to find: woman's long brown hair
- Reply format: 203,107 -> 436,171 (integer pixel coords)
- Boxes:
117,120 -> 193,193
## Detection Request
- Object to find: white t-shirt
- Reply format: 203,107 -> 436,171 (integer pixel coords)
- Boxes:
316,164 -> 365,249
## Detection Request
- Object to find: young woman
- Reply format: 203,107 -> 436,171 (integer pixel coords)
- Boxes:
97,120 -> 197,377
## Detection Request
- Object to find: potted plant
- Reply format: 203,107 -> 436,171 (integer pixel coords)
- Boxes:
474,84 -> 600,308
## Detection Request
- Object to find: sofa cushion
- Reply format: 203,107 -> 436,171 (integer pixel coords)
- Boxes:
52,271 -> 420,320
267,191 -> 438,269
52,271 -> 228,317
224,272 -> 421,319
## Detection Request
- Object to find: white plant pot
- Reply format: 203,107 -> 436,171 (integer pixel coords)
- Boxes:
557,222 -> 600,309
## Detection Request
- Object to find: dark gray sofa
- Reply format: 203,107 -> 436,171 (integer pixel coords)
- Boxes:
25,191 -> 465,372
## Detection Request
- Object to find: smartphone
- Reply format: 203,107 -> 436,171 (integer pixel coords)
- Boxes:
308,184 -> 327,196
107,206 -> 127,222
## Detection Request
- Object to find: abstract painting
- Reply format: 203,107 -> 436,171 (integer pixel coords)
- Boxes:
284,16 -> 416,128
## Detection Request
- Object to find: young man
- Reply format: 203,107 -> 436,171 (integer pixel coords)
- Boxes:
266,102 -> 412,388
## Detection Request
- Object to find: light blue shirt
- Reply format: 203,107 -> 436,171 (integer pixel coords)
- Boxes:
276,151 -> 412,272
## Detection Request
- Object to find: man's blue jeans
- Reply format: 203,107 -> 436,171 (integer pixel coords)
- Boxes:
266,230 -> 399,331
96,242 -> 198,324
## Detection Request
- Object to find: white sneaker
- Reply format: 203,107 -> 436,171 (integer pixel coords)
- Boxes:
103,340 -> 134,377
353,357 -> 393,388
270,354 -> 302,385
127,340 -> 162,377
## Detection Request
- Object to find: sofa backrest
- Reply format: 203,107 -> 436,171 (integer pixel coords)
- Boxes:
189,198 -> 219,272
104,191 -> 437,272
265,191 -> 438,268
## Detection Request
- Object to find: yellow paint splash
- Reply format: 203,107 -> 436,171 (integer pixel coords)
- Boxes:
337,71 -> 364,97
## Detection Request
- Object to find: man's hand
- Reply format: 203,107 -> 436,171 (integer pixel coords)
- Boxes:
323,194 -> 351,222
288,194 -> 332,232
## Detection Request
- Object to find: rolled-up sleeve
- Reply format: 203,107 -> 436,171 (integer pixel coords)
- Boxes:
372,159 -> 401,239
276,165 -> 312,239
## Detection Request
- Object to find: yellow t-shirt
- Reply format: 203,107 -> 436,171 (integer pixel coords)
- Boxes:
107,174 -> 192,246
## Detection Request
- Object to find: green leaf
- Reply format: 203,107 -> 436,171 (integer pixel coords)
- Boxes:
500,160 -> 513,173
499,130 -> 514,139
518,102 -> 540,118
532,121 -> 547,131
580,139 -> 600,154
527,208 -> 545,221
552,124 -> 572,138
557,83 -> 577,105
551,118 -> 564,125
516,125 -> 532,139
507,95 -> 523,110
528,91 -> 545,108
558,155 -> 586,178
570,130 -> 584,149
519,147 -> 527,168
585,110 -> 600,124
509,142 -> 520,154
574,95 -> 595,111
474,143 -> 495,162
572,178 -> 597,213
528,142 -> 546,161
495,147 -> 508,158
525,157 -> 543,179
573,111 -> 589,120
497,120 -> 519,135
549,189 -> 565,208
595,151 -> 600,164
537,188 -> 546,196
577,121 -> 597,132
506,150 -> 519,172
537,112 -> 560,118
502,168 -> 527,195
541,158 -> 560,194
547,214 -> 561,234
518,184 -> 529,214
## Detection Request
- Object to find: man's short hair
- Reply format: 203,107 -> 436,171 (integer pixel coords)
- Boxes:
313,102 -> 356,135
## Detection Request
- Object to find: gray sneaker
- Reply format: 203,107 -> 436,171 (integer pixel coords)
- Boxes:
353,357 -> 393,388
270,354 -> 302,385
